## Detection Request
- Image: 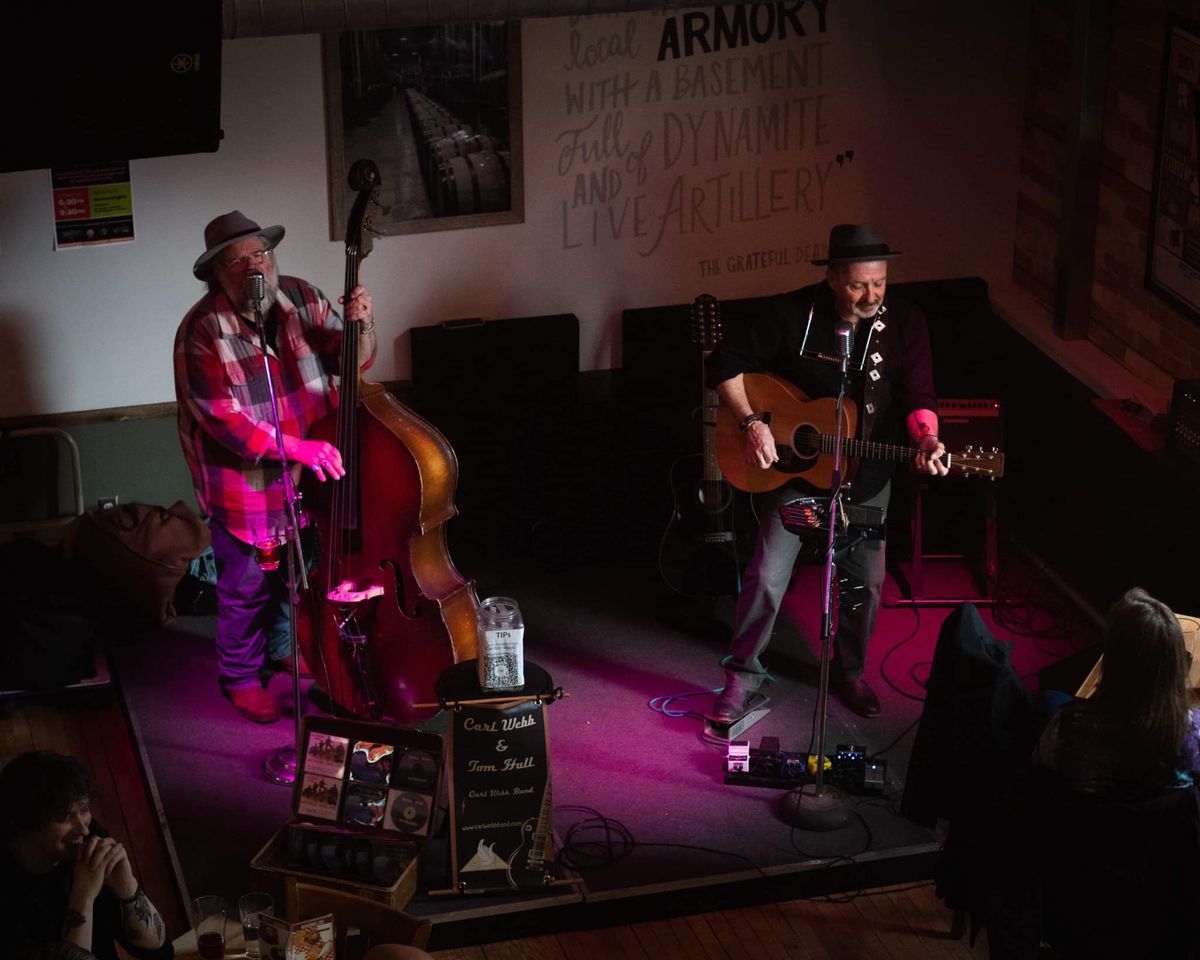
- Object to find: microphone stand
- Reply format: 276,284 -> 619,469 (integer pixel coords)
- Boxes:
779,323 -> 855,831
244,274 -> 311,786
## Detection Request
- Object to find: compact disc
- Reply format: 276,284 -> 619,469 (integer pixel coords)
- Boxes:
394,748 -> 437,790
388,791 -> 429,834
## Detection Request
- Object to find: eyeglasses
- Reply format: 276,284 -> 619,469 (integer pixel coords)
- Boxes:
220,248 -> 273,272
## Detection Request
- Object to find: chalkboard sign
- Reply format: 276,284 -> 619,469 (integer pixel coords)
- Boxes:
448,697 -> 554,892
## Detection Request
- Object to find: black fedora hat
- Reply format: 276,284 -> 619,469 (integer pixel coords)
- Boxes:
192,210 -> 285,280
811,223 -> 901,266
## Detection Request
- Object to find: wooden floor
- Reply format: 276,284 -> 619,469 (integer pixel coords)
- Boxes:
429,883 -> 989,959
1,685 -> 988,960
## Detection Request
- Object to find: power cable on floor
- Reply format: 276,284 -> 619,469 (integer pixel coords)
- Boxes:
555,805 -> 767,877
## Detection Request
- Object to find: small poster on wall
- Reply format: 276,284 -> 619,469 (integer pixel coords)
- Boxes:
51,161 -> 135,249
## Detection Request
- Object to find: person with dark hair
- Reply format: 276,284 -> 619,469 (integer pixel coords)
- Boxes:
1012,588 -> 1200,957
174,211 -> 377,722
1035,586 -> 1200,796
0,751 -> 171,960
705,224 -> 946,723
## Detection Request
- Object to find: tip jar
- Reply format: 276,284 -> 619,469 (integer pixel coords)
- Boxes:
476,596 -> 524,692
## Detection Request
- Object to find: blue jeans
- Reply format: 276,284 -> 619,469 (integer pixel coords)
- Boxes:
210,521 -> 292,690
725,483 -> 889,683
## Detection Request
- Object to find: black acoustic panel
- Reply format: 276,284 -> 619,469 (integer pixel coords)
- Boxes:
0,2 -> 222,172
620,294 -> 776,406
620,302 -> 695,408
409,313 -> 579,414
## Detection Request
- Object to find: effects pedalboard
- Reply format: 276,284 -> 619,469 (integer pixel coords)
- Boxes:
725,737 -> 886,796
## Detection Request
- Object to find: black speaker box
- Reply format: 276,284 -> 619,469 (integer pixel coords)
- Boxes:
0,2 -> 223,172
409,313 -> 579,416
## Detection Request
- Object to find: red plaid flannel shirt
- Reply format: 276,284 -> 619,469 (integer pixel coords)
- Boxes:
174,276 -> 366,544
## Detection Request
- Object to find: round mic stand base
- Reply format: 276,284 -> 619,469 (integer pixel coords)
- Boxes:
262,745 -> 298,786
778,782 -> 853,832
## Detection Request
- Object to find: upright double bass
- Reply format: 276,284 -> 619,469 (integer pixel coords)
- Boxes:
298,158 -> 479,721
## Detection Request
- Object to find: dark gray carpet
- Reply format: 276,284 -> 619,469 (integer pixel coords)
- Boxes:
112,543 -> 1097,935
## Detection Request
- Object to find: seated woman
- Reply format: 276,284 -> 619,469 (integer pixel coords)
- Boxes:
0,751 -> 172,960
1028,588 -> 1200,958
1035,587 -> 1200,797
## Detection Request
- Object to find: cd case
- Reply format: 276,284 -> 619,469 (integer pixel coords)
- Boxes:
293,716 -> 443,839
252,715 -> 443,908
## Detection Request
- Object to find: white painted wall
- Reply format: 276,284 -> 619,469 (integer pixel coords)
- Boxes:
0,4 -> 1028,418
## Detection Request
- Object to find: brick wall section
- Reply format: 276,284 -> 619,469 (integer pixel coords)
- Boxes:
1014,0 -> 1200,399
1014,0 -> 1072,308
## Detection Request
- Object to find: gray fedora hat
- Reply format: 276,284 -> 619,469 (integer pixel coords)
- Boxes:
811,223 -> 901,265
192,210 -> 285,279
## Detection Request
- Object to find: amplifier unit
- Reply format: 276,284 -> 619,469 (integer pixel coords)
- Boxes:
938,398 -> 1003,452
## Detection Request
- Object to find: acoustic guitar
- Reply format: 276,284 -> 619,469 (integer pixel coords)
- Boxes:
658,294 -> 743,598
715,372 -> 1005,493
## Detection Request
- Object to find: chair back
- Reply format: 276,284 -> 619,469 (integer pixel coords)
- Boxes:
289,882 -> 432,958
1040,783 -> 1200,957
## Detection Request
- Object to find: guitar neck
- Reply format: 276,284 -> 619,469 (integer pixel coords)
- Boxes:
835,434 -> 916,462
825,434 -> 944,468
700,350 -> 723,483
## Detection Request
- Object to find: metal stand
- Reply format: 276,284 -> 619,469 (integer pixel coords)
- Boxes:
779,327 -> 854,832
242,275 -> 311,786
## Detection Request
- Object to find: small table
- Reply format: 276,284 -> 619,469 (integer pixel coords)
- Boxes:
171,925 -> 246,960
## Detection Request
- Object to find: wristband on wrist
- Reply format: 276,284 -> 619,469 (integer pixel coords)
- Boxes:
359,319 -> 376,334
117,885 -> 142,905
738,413 -> 763,432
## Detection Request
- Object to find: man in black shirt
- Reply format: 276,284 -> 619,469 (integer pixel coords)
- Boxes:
705,224 -> 947,722
1,752 -> 172,960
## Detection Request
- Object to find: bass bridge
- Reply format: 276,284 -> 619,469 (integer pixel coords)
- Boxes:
328,580 -> 385,716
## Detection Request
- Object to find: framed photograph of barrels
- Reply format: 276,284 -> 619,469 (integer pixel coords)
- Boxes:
1147,16 -> 1200,322
323,21 -> 523,238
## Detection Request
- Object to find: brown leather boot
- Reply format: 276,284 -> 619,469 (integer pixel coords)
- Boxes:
706,670 -> 769,724
831,677 -> 881,718
224,684 -> 280,723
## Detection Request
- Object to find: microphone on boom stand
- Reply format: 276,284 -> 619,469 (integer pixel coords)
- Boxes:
778,317 -> 857,831
244,267 -> 313,785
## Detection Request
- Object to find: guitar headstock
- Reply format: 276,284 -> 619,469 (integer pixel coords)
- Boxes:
948,448 -> 1005,479
690,293 -> 722,350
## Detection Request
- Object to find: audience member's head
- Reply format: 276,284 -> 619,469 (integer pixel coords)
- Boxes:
0,751 -> 94,871
1096,587 -> 1189,756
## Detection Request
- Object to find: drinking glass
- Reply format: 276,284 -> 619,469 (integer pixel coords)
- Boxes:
238,892 -> 274,960
192,895 -> 229,960
254,532 -> 283,571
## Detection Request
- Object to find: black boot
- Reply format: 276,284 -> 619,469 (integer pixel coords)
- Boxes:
707,670 -> 769,724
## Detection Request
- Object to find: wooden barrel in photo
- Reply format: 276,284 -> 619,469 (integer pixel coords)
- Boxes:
425,131 -> 496,188
437,152 -> 510,216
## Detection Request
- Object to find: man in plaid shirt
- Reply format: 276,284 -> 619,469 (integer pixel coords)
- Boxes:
174,211 -> 377,722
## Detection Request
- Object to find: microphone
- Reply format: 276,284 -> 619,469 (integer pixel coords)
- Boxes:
834,320 -> 855,359
245,270 -> 265,305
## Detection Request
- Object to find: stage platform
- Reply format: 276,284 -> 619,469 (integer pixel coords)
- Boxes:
110,542 -> 1098,949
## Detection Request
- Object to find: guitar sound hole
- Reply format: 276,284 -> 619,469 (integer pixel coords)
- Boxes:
697,484 -> 735,513
783,427 -> 821,469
